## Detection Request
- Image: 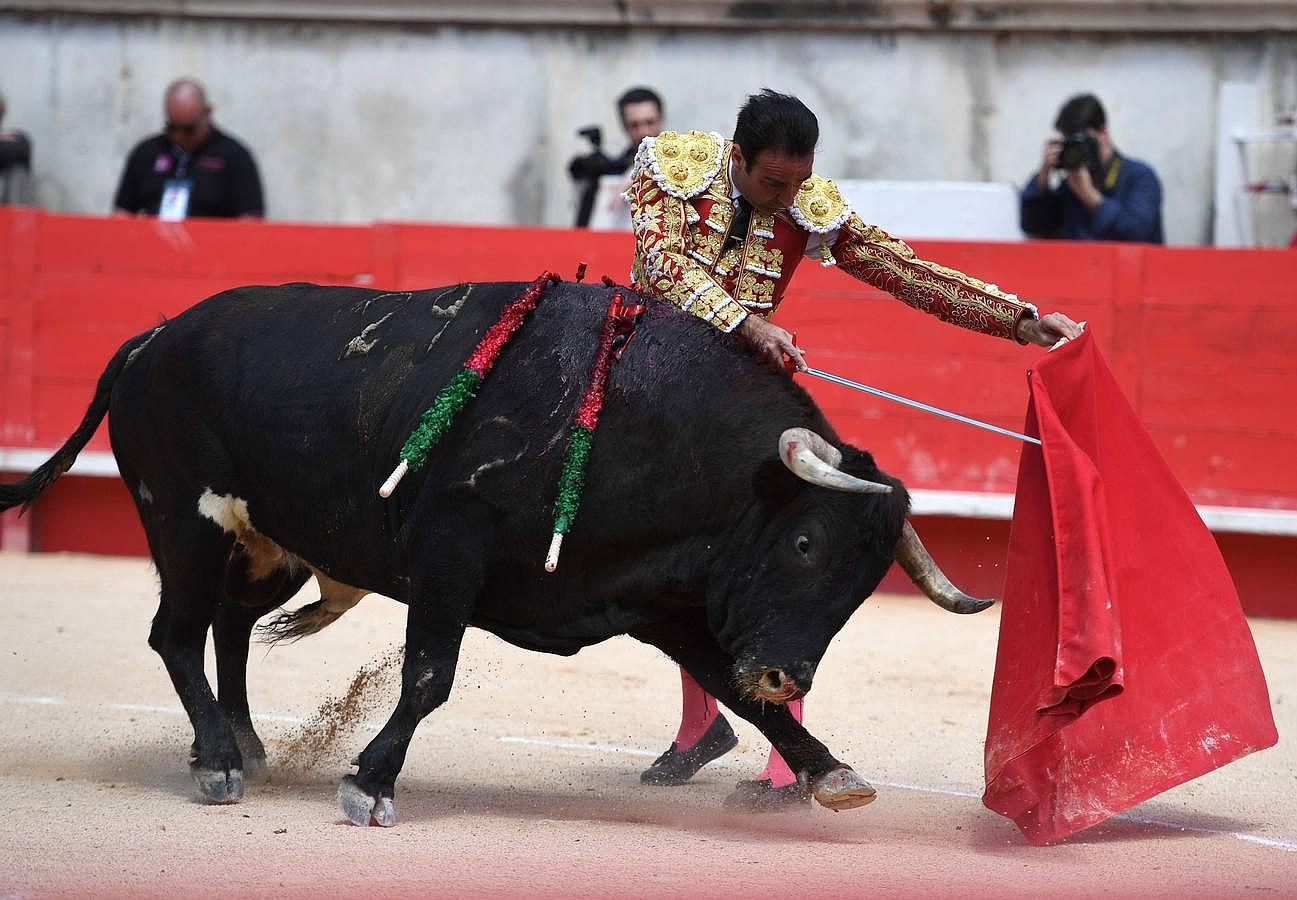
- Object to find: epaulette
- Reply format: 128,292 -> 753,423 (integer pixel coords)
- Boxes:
789,174 -> 853,234
635,130 -> 726,200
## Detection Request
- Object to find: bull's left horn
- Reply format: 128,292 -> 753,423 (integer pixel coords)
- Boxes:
895,520 -> 994,614
778,428 -> 893,494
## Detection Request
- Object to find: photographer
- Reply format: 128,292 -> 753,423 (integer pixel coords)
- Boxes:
1021,93 -> 1163,244
570,87 -> 664,227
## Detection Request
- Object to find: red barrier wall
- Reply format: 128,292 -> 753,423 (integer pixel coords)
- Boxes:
3,208 -> 1295,615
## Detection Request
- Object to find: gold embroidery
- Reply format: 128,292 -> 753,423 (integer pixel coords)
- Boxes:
625,142 -> 747,333
791,174 -> 851,233
633,136 -> 1027,341
737,272 -> 776,308
709,143 -> 737,201
835,213 -> 1030,340
745,241 -> 784,279
715,243 -> 743,277
731,209 -> 781,310
691,203 -> 730,265
646,131 -> 725,199
661,199 -> 683,242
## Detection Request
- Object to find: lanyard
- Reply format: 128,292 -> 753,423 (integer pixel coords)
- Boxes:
171,147 -> 192,180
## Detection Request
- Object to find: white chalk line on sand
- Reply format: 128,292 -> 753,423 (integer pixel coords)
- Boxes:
499,735 -> 659,757
0,693 -> 310,725
4,692 -> 1293,853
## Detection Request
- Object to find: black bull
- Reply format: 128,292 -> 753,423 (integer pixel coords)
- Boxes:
0,280 -> 991,826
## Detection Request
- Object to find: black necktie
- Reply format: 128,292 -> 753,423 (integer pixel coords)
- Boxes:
724,196 -> 752,250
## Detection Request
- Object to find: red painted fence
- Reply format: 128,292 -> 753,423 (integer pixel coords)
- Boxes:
2,208 -> 1295,615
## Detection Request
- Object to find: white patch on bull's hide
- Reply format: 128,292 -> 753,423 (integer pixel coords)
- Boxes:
428,284 -> 470,318
196,490 -> 371,635
197,489 -> 253,534
425,284 -> 472,352
197,488 -> 307,582
345,311 -> 398,357
460,416 -> 528,489
138,480 -> 153,504
354,291 -> 413,317
466,458 -> 509,488
125,324 -> 167,368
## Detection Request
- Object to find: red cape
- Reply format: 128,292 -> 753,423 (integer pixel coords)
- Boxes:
982,331 -> 1277,845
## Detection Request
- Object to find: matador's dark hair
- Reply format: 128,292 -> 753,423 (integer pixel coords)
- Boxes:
733,89 -> 819,169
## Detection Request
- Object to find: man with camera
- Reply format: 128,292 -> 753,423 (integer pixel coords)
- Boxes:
569,87 -> 664,227
1021,93 -> 1163,243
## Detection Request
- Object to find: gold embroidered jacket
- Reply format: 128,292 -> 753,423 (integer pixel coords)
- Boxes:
625,130 -> 1036,340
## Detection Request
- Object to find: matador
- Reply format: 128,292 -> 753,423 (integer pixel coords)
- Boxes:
625,90 -> 1081,810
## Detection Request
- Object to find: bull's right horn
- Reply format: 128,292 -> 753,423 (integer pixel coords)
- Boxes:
778,428 -> 893,494
894,520 -> 994,614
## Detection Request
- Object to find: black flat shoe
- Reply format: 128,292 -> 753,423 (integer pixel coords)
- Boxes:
639,715 -> 738,786
723,776 -> 811,811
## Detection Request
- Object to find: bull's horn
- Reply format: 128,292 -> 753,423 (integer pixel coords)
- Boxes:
778,428 -> 893,494
894,520 -> 994,614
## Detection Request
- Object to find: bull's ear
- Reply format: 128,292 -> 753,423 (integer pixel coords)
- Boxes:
752,458 -> 801,510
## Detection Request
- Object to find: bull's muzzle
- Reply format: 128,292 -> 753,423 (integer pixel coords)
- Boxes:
737,662 -> 815,704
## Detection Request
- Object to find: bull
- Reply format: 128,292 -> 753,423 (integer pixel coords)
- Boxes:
0,279 -> 989,826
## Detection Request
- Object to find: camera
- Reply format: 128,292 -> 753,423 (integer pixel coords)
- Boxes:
569,125 -> 619,181
569,123 -> 631,227
577,125 -> 602,151
1056,131 -> 1099,172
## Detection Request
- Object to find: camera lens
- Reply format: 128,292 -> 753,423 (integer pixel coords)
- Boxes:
1056,132 -> 1094,171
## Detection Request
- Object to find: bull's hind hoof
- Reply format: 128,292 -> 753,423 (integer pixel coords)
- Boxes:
192,767 -> 245,804
811,765 -> 876,812
337,775 -> 397,827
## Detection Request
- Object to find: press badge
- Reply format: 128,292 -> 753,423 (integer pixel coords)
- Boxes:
159,178 -> 192,221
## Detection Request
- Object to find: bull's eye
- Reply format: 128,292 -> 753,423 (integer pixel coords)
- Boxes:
794,534 -> 812,557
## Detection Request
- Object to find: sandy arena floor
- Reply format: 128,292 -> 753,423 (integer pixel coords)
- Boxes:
0,551 -> 1293,898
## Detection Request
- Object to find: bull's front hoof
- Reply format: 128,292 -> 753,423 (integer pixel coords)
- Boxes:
337,775 -> 397,827
192,766 -> 245,804
811,765 -> 876,812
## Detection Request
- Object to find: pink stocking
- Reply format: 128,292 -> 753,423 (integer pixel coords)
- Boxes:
671,667 -> 718,750
755,698 -> 804,787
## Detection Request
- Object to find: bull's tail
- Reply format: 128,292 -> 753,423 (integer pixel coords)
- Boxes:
257,569 -> 368,645
0,325 -> 163,514
257,599 -> 345,645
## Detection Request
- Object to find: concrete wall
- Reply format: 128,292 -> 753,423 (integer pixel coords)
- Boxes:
1,12 -> 1295,244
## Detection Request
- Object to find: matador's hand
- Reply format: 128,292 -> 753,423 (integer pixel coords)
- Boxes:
1016,311 -> 1084,348
738,315 -> 807,372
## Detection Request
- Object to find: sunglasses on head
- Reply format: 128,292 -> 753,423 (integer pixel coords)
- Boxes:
165,120 -> 202,136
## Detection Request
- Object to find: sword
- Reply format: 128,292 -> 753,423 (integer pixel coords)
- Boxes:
786,336 -> 1040,446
